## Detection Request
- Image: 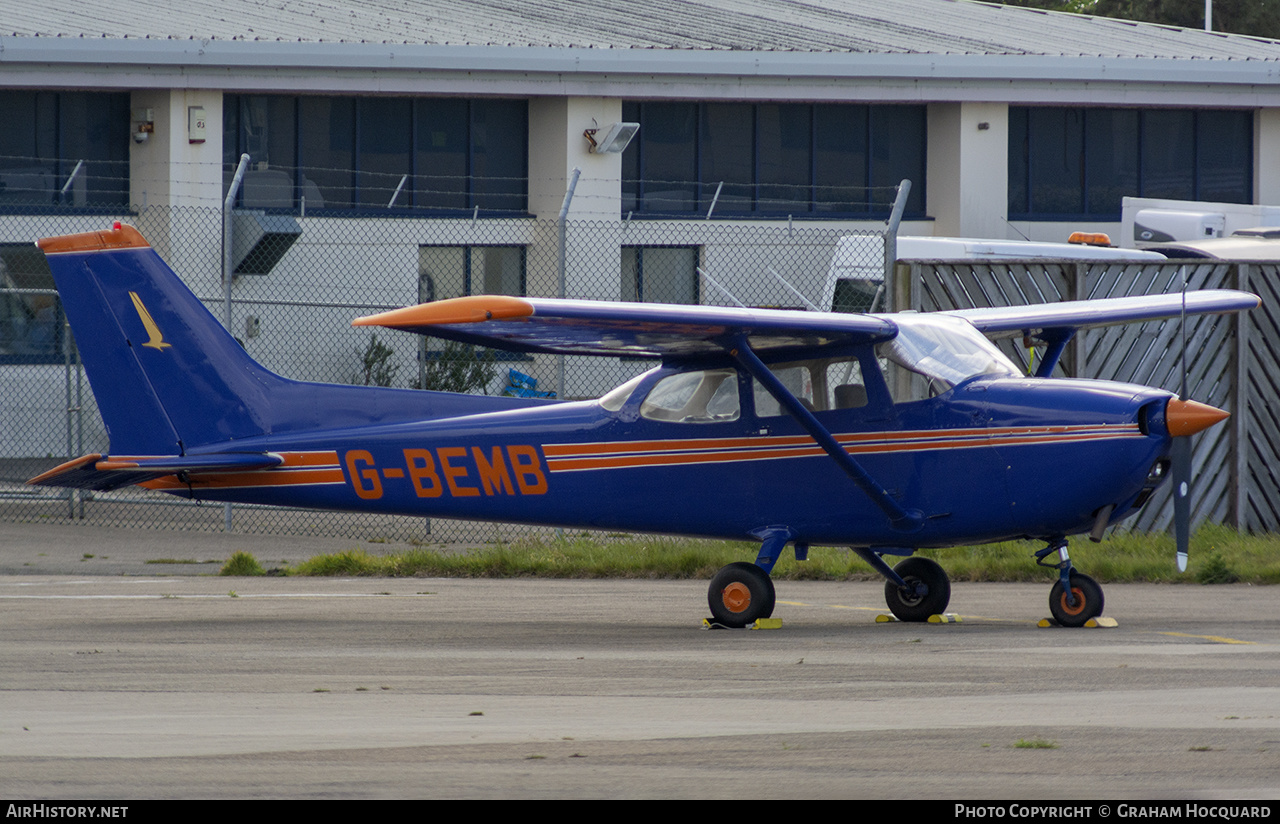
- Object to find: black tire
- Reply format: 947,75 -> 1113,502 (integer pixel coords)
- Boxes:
1049,571 -> 1104,627
884,556 -> 951,622
708,562 -> 776,628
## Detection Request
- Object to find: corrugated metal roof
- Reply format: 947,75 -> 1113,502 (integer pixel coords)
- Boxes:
4,0 -> 1278,60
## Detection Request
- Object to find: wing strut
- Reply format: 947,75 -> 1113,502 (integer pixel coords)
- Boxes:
728,336 -> 923,533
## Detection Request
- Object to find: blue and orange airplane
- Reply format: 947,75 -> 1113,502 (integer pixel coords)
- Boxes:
29,223 -> 1258,627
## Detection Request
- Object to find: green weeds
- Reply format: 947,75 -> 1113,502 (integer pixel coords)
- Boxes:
283,526 -> 1280,583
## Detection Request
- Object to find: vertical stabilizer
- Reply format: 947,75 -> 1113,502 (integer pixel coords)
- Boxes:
38,223 -> 283,455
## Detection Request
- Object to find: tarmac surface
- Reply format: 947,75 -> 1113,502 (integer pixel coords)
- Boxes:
2,522 -> 1279,799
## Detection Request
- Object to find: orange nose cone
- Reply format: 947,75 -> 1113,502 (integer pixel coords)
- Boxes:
1166,398 -> 1230,437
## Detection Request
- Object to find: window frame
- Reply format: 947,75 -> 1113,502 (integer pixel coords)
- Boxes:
0,243 -> 65,365
0,91 -> 130,214
224,95 -> 529,217
1008,106 -> 1254,222
622,101 -> 926,219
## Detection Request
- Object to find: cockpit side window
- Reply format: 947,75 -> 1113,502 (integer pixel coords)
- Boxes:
639,368 -> 740,423
752,356 -> 868,417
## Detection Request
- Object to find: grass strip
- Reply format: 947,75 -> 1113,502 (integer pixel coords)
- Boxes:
274,524 -> 1279,584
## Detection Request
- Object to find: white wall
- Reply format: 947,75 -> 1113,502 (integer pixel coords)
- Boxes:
1256,109 -> 1280,208
528,97 -> 624,221
926,102 -> 1009,239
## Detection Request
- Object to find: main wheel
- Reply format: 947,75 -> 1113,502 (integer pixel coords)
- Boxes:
884,556 -> 951,622
1049,571 -> 1104,627
708,562 -> 776,628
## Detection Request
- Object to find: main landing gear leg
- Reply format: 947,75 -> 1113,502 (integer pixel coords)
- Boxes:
707,529 -> 793,628
1035,538 -> 1105,627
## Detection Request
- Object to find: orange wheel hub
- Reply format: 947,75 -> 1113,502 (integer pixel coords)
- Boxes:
721,582 -> 752,613
1059,588 -> 1086,616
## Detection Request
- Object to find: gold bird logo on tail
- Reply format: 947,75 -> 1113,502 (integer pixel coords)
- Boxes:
129,292 -> 171,350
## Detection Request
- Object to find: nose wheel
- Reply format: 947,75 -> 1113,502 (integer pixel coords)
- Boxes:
1048,571 -> 1104,627
708,562 -> 776,628
1036,539 -> 1105,627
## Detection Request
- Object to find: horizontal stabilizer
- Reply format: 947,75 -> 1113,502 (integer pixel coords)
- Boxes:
28,452 -> 283,491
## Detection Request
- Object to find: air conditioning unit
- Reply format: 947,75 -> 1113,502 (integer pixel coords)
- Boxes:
231,212 -> 302,276
1132,210 -> 1225,244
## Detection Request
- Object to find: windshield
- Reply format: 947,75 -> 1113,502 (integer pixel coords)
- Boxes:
599,372 -> 651,412
879,314 -> 1019,393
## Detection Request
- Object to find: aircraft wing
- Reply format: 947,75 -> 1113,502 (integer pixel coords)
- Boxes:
354,296 -> 898,357
946,290 -> 1259,340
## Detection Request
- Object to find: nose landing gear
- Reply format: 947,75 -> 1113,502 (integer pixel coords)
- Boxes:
1036,538 -> 1105,627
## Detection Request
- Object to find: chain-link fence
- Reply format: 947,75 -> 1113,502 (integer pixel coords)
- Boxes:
0,205 -> 886,540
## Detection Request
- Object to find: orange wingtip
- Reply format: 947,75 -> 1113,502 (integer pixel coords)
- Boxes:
37,223 -> 150,255
353,295 -> 534,328
1166,398 -> 1230,437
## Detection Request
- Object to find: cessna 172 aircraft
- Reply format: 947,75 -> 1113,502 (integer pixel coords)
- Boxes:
30,224 -> 1257,628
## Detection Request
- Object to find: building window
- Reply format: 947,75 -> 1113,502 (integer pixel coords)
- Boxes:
622,246 -> 699,304
0,92 -> 129,212
0,244 -> 63,364
621,102 -> 924,218
1008,107 -> 1253,220
419,246 -> 526,303
225,95 -> 528,215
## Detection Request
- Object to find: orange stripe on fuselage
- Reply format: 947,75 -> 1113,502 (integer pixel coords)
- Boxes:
544,425 -> 1144,472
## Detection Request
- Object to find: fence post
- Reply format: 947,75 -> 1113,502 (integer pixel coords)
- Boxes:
882,179 -> 911,313
556,168 -> 580,400
221,153 -> 250,531
1233,263 -> 1250,529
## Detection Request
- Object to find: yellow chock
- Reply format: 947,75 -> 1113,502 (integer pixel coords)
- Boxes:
875,613 -> 898,623
1038,616 -> 1118,628
702,617 -> 783,630
927,613 -> 961,623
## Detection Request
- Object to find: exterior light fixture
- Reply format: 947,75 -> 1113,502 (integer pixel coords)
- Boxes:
584,122 -> 639,154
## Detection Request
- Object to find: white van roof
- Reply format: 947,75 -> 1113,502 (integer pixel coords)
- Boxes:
897,236 -> 1167,262
1145,229 -> 1280,260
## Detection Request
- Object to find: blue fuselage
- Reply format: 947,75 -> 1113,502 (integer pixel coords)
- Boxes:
171,369 -> 1173,548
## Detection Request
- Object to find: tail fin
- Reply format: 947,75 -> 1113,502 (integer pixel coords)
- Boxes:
39,223 -> 542,459
39,223 -> 286,455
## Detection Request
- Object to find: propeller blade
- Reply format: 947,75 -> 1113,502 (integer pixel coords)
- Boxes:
1174,264 -> 1190,573
1172,435 -> 1191,573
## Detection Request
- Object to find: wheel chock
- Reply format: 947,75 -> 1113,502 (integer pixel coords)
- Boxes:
1037,616 -> 1118,628
875,613 -> 959,624
703,617 -> 783,630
